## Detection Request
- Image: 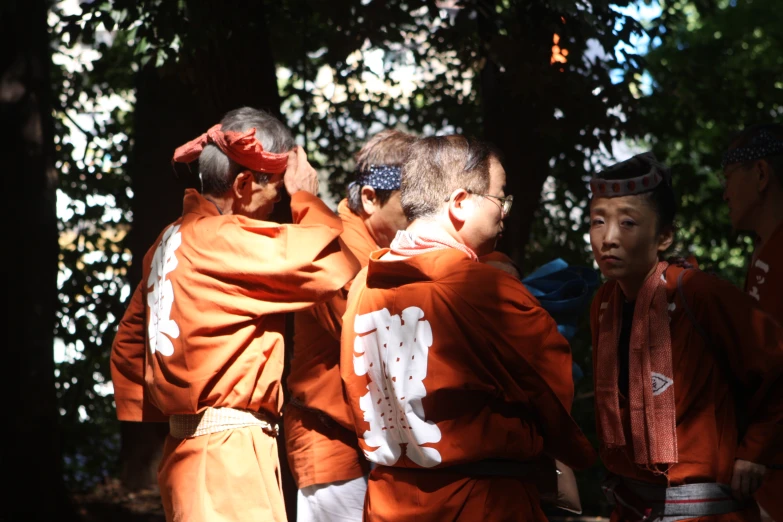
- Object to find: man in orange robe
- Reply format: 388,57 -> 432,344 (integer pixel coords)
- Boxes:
284,129 -> 415,521
340,135 -> 596,522
110,107 -> 359,522
722,123 -> 783,522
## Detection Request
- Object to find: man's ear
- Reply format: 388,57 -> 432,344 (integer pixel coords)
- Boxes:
447,189 -> 471,226
233,170 -> 253,199
361,186 -> 378,216
757,159 -> 771,193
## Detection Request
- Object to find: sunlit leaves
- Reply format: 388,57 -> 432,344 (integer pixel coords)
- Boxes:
637,0 -> 782,285
51,3 -> 135,490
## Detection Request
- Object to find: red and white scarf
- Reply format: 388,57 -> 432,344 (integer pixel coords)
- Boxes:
595,261 -> 678,466
172,124 -> 289,174
389,229 -> 478,261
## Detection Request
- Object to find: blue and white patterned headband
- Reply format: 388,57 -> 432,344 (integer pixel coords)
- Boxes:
349,164 -> 402,191
722,130 -> 783,168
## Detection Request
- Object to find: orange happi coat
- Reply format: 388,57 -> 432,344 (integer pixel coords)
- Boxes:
110,189 -> 358,522
591,265 -> 783,522
745,222 -> 783,522
745,223 -> 783,321
284,199 -> 375,489
340,248 -> 595,522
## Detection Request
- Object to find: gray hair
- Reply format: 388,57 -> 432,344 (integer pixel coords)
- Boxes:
400,135 -> 493,221
199,107 -> 295,195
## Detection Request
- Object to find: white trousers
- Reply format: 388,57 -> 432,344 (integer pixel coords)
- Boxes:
296,475 -> 368,522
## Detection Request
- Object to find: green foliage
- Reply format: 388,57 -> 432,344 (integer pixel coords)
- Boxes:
51,4 -> 137,489
265,0 -> 648,223
635,0 -> 782,285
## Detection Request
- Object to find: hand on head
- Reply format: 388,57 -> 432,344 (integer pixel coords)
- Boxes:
284,146 -> 319,196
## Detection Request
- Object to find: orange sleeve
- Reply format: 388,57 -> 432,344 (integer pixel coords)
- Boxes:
684,271 -> 783,466
307,275 -> 351,341
286,196 -> 372,336
471,270 -> 596,470
276,192 -> 361,306
204,192 -> 361,315
110,282 -> 167,422
479,251 -> 521,279
509,303 -> 576,411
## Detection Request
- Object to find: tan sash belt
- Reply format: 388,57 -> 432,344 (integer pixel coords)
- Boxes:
169,407 -> 279,439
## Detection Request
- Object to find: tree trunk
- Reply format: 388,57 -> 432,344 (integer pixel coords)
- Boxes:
479,3 -> 563,268
481,63 -> 552,267
118,2 -> 295,516
2,0 -> 80,519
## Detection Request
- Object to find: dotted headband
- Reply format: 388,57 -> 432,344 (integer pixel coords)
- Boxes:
721,130 -> 783,168
349,164 -> 402,191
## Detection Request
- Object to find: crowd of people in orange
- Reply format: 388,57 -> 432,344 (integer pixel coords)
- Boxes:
110,107 -> 782,522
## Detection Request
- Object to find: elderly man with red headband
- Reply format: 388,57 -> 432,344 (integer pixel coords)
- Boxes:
110,106 -> 360,522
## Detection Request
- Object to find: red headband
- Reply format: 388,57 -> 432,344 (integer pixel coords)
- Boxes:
589,171 -> 663,197
172,124 -> 289,174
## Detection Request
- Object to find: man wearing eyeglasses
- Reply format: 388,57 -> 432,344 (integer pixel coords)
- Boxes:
339,135 -> 595,521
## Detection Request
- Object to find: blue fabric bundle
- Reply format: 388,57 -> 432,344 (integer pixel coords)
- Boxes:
521,258 -> 601,383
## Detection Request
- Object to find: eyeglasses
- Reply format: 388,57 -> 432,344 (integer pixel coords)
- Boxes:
445,190 -> 513,216
476,192 -> 513,215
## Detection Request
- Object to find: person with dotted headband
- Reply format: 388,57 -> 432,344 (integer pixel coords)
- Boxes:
284,129 -> 417,522
722,123 -> 783,522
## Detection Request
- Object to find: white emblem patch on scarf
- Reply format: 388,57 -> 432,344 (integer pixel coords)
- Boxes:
651,372 -> 674,396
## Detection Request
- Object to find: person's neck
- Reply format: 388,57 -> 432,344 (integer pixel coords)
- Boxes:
203,193 -> 232,215
752,197 -> 783,248
405,217 -> 461,244
362,215 -> 391,249
617,262 -> 660,302
380,218 -> 448,261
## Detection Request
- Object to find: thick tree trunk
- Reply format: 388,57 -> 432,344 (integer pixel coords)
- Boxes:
481,62 -> 552,266
479,3 -> 561,268
119,2 -> 297,517
2,0 -> 80,519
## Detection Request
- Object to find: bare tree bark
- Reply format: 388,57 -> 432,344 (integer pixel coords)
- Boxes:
479,3 -> 556,266
2,0 -> 80,519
